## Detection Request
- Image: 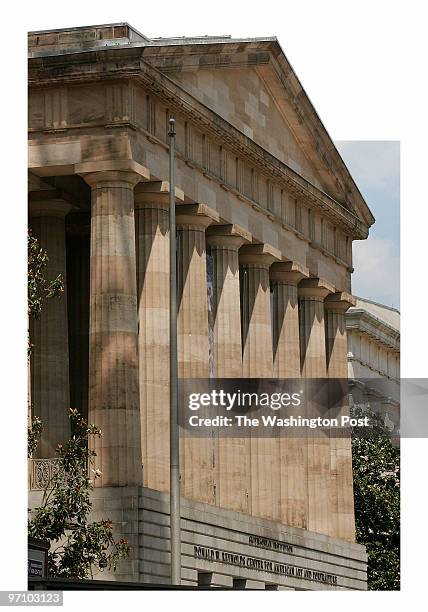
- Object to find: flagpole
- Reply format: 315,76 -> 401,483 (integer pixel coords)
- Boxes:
168,117 -> 181,585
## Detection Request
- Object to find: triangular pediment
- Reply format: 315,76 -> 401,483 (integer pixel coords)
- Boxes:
143,39 -> 374,227
172,65 -> 329,188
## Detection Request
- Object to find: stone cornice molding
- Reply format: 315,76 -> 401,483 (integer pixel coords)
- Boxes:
28,48 -> 370,240
345,308 -> 400,352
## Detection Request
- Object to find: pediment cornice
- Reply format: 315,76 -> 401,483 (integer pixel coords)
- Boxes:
141,39 -> 375,229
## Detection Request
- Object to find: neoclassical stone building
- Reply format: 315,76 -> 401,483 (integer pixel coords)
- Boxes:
346,297 -> 400,437
28,23 -> 374,589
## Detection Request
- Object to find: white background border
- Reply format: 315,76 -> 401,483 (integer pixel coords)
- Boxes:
1,0 -> 426,608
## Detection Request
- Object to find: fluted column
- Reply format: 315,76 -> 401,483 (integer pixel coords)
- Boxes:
240,244 -> 280,520
29,195 -> 71,458
325,291 -> 356,542
299,278 -> 335,377
270,261 -> 309,528
177,204 -> 217,504
206,224 -> 251,512
298,277 -> 334,536
240,245 -> 279,377
325,292 -> 355,377
134,182 -> 184,492
83,171 -> 142,487
271,262 -> 309,378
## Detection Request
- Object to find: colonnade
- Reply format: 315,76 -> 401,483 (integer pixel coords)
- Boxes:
29,171 -> 355,542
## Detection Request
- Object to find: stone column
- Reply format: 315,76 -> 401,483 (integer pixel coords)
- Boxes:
83,171 -> 142,487
240,244 -> 280,377
177,204 -> 218,505
29,194 -> 71,458
270,261 -> 309,529
134,181 -> 183,492
240,244 -> 280,520
325,291 -> 356,542
206,224 -> 251,513
298,277 -> 334,536
271,262 -> 309,378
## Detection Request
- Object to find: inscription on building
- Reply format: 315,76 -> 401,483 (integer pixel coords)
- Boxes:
248,535 -> 293,553
194,545 -> 338,586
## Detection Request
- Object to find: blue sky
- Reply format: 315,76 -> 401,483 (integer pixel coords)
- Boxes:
335,141 -> 400,309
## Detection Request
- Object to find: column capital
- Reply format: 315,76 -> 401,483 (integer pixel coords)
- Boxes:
134,180 -> 185,208
29,191 -> 72,218
28,172 -> 52,193
176,203 -> 220,230
81,171 -> 143,188
239,243 -> 281,268
325,291 -> 356,312
76,160 -> 150,186
298,277 -> 335,300
206,224 -> 252,250
270,261 -> 309,284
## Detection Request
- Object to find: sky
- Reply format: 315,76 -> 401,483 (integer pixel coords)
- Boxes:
335,141 -> 400,309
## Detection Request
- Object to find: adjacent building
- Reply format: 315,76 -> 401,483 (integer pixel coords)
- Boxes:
28,23 -> 375,589
346,297 -> 400,438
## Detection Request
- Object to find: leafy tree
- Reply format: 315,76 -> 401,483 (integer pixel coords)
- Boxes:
28,409 -> 130,579
28,229 -> 64,319
352,405 -> 400,590
28,416 -> 43,459
27,229 -> 64,355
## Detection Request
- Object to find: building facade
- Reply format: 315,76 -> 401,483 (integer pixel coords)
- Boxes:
346,297 -> 400,437
28,23 -> 374,589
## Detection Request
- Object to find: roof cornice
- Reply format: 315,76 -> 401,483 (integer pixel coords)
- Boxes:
345,308 -> 400,352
